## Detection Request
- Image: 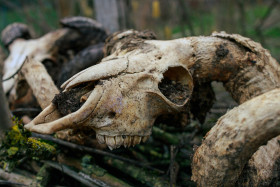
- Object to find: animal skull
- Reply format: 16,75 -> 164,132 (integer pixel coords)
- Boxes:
24,29 -> 280,151
25,33 -> 194,149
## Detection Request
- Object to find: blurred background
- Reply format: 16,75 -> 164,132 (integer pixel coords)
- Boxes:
1,0 -> 280,60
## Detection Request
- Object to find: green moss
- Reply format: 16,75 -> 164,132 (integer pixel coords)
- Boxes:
7,147 -> 18,156
0,117 -> 56,170
26,137 -> 56,160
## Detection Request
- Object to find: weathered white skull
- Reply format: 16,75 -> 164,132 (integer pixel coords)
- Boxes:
25,34 -> 193,149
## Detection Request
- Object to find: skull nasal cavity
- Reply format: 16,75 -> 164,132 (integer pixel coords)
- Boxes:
108,111 -> 116,119
158,66 -> 192,105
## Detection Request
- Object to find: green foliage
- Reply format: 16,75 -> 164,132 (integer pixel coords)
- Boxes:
0,117 -> 56,171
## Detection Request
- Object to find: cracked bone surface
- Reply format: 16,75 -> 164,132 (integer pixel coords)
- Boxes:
25,30 -> 280,151
25,31 -> 194,149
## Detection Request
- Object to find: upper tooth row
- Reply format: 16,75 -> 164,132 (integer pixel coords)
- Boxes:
96,134 -> 150,150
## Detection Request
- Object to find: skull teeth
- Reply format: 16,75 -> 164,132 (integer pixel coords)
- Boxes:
142,136 -> 149,143
96,134 -> 105,144
96,134 -> 150,150
123,136 -> 130,148
132,136 -> 142,146
105,136 -> 116,150
115,136 -> 124,148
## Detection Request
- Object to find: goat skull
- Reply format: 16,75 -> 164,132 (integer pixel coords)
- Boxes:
25,34 -> 193,149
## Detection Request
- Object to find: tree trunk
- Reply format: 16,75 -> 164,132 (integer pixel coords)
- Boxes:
56,0 -> 75,19
93,0 -> 128,33
0,47 -> 12,138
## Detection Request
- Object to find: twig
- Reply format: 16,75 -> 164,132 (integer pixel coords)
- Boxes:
12,108 -> 41,115
31,133 -> 164,174
57,153 -> 131,187
168,145 -> 179,186
78,172 -> 111,187
0,169 -> 33,186
152,126 -> 180,145
43,161 -> 99,187
104,157 -> 169,186
0,180 -> 27,186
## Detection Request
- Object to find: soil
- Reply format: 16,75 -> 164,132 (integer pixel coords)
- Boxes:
52,83 -> 94,116
158,78 -> 191,105
214,44 -> 229,63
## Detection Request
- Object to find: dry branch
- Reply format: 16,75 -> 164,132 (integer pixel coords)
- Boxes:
104,156 -> 169,187
57,154 -> 131,187
31,132 -> 162,173
0,168 -> 35,186
44,161 -> 100,187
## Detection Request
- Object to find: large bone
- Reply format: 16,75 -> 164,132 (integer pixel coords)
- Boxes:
191,88 -> 280,186
237,135 -> 280,186
2,28 -> 68,93
106,31 -> 280,104
20,57 -> 59,109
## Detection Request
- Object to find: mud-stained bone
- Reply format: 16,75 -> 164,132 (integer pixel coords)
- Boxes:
237,135 -> 280,186
52,83 -> 94,116
25,31 -> 280,153
191,88 -> 280,186
25,33 -> 194,149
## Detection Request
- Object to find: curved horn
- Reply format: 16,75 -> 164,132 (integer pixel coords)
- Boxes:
191,88 -> 280,186
61,57 -> 128,90
25,85 -> 103,134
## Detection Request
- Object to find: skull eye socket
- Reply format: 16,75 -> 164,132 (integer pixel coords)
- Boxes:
158,66 -> 193,105
108,111 -> 116,119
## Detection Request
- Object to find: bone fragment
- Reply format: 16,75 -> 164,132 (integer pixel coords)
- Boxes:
2,28 -> 68,94
20,57 -> 59,109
